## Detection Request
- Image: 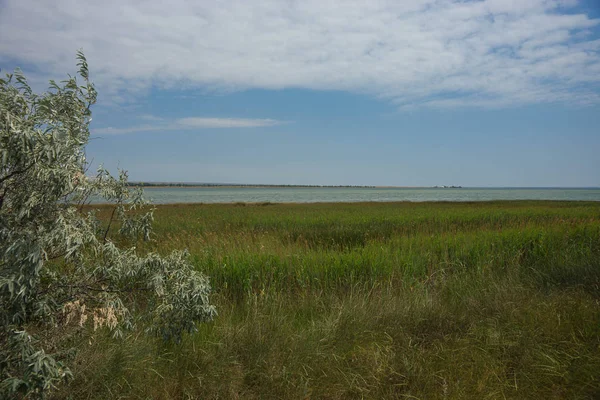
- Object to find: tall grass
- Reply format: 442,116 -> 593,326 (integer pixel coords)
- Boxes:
55,201 -> 600,399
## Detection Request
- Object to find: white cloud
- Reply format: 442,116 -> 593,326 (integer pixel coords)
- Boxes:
1,0 -> 599,108
93,125 -> 163,135
177,117 -> 281,128
138,114 -> 164,122
93,116 -> 283,135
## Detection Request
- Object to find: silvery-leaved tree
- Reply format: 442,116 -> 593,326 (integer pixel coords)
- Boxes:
0,51 -> 216,398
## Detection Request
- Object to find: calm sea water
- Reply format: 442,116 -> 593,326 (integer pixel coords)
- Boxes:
135,187 -> 600,204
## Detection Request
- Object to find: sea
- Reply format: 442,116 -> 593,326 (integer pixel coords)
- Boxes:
130,187 -> 600,204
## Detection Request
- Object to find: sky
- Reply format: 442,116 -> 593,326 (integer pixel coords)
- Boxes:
1,0 -> 599,187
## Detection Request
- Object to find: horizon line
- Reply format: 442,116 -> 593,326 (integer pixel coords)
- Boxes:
124,182 -> 600,189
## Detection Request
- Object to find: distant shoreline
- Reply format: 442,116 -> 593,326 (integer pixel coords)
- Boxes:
127,183 -> 430,189
125,184 -> 599,190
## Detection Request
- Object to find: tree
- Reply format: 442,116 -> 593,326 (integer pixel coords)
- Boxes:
0,52 -> 216,398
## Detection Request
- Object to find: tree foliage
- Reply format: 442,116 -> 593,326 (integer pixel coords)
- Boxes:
0,52 -> 216,398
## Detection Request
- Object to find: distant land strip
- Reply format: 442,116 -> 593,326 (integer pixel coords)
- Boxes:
126,182 -> 468,189
127,182 -> 379,188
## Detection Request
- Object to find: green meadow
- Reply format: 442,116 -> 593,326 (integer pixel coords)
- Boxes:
56,201 -> 600,399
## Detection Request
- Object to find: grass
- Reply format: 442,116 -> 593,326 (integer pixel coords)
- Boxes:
54,201 -> 600,399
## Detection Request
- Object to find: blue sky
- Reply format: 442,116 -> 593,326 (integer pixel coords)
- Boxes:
1,0 -> 600,186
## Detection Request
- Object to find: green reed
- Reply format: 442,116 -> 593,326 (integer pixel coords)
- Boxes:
56,201 -> 600,399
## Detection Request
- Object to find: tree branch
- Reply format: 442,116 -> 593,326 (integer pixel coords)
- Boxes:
0,163 -> 34,186
103,205 -> 118,243
55,284 -> 151,294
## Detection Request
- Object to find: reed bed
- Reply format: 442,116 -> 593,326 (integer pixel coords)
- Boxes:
56,201 -> 600,399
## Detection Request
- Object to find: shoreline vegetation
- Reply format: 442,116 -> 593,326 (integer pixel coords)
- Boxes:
128,182 -> 377,188
126,182 -> 463,189
54,200 -> 600,399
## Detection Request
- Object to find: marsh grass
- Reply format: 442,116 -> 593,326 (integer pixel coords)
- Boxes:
54,201 -> 600,399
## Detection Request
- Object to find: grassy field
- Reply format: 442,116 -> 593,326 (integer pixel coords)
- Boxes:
55,201 -> 600,399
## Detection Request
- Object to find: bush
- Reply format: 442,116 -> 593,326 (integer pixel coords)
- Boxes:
0,52 -> 216,398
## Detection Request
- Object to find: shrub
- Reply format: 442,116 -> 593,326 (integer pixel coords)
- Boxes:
0,52 -> 216,398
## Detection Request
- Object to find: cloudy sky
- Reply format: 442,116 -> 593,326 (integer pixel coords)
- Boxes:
1,0 -> 599,186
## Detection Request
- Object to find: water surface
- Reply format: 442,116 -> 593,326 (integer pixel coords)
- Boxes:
135,187 -> 600,204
